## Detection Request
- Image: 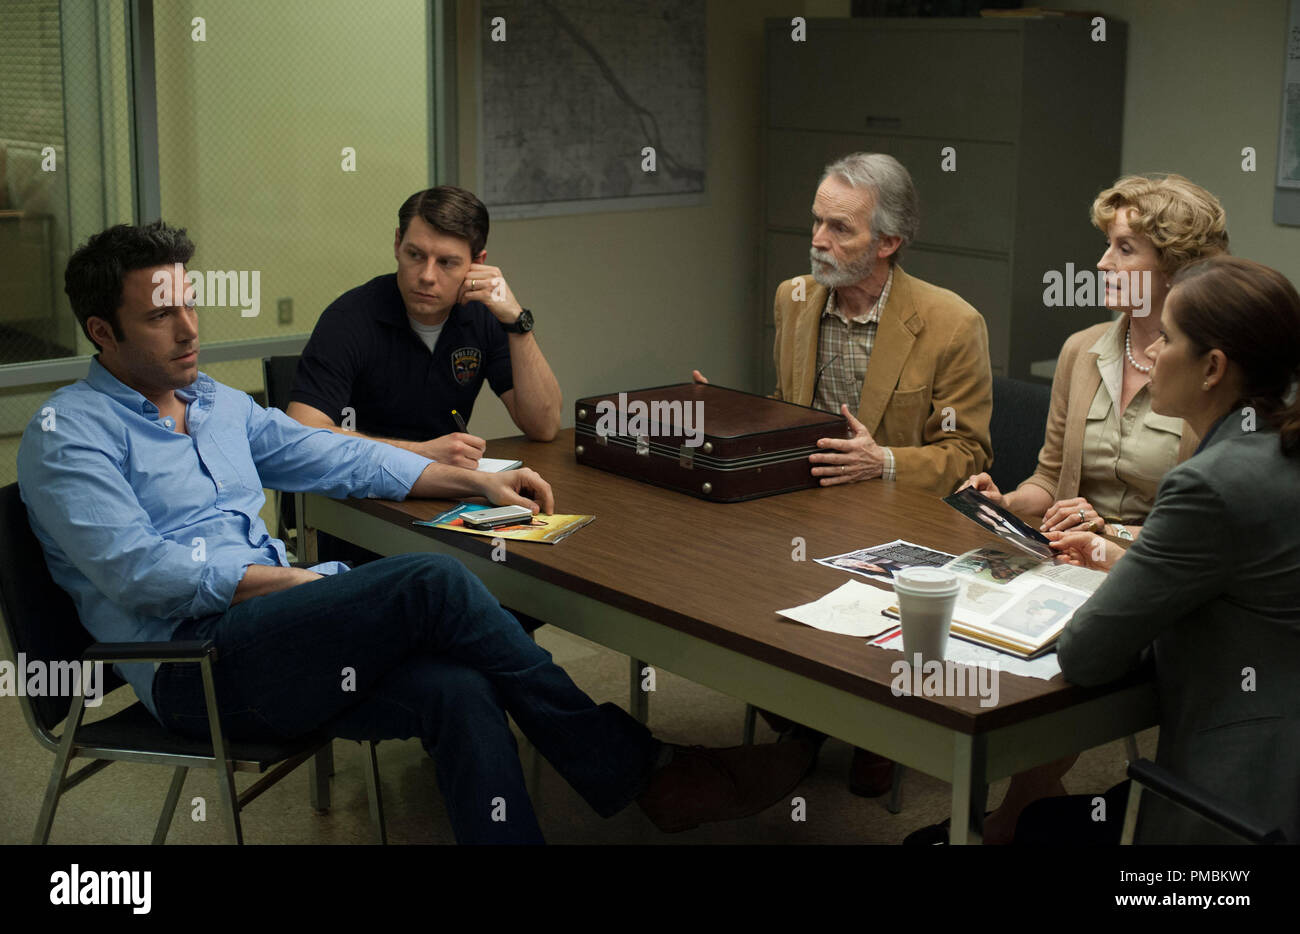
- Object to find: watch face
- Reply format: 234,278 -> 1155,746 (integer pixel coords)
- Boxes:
515,309 -> 534,332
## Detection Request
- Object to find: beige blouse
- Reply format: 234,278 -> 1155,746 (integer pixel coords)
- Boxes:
1020,317 -> 1198,522
1078,320 -> 1184,521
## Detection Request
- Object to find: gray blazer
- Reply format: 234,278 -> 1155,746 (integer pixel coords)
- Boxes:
1058,417 -> 1300,844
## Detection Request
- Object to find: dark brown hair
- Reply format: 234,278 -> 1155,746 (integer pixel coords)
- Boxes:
64,221 -> 196,351
1169,255 -> 1300,455
397,186 -> 489,257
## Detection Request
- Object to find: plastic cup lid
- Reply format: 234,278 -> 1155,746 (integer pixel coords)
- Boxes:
893,567 -> 960,591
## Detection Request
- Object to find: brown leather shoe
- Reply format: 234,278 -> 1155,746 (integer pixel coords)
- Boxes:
637,741 -> 813,833
848,747 -> 895,797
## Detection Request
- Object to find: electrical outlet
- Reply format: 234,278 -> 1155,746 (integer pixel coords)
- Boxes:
277,298 -> 293,325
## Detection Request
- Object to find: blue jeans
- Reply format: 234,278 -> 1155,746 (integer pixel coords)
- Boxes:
151,553 -> 659,843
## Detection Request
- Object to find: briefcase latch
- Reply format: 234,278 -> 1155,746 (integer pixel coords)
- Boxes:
678,445 -> 694,469
635,435 -> 650,456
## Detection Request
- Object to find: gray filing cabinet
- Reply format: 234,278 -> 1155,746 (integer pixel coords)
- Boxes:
760,16 -> 1126,386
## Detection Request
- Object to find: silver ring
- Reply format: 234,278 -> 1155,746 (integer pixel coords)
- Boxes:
841,465 -> 846,474
1078,509 -> 1086,521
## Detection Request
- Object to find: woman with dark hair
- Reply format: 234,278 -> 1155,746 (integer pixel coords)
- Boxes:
1040,255 -> 1300,843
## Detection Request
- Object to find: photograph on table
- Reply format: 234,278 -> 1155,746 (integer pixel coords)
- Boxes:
816,539 -> 956,584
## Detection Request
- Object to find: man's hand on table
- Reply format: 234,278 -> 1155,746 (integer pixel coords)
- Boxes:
478,467 -> 556,515
809,405 -> 885,484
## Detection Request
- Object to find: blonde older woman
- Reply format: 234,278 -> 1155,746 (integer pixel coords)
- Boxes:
962,174 -> 1229,542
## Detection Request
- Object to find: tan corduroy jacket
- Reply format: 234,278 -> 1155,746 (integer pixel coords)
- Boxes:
1018,320 -> 1198,504
772,267 -> 993,495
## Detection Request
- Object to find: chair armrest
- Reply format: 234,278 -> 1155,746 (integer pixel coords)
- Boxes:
1128,758 -> 1286,844
82,640 -> 216,666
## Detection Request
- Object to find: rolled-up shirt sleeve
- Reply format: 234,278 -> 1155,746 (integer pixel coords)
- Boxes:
246,398 -> 431,499
18,430 -> 251,620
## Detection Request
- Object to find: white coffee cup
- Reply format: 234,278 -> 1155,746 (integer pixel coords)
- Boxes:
892,567 -> 961,665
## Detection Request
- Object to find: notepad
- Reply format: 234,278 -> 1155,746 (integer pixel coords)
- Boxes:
477,457 -> 522,473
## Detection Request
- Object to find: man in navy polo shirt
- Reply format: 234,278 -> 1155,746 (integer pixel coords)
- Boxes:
287,186 -> 561,467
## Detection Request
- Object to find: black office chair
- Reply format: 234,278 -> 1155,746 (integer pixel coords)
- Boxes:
262,355 -> 303,547
0,483 -> 387,844
988,375 -> 1052,492
1121,758 -> 1287,845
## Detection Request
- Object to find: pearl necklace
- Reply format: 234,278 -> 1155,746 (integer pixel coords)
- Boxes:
1125,329 -> 1152,374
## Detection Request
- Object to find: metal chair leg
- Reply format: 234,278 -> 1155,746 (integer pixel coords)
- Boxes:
33,692 -> 89,844
1121,779 -> 1143,845
742,704 -> 757,745
200,655 -> 243,844
886,763 -> 905,815
153,767 -> 188,844
310,742 -> 334,812
630,657 -> 649,724
213,761 -> 242,843
363,741 -> 387,845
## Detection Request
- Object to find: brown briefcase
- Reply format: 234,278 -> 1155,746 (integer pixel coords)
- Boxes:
573,383 -> 846,502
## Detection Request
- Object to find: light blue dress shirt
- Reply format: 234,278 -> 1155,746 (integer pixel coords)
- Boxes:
16,359 -> 432,716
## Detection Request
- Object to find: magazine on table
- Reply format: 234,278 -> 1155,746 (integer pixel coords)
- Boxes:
886,544 -> 1108,658
413,503 -> 594,544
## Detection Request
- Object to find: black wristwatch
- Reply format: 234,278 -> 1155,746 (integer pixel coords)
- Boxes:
503,308 -> 534,334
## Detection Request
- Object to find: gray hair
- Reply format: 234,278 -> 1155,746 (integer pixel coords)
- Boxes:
821,153 -> 919,261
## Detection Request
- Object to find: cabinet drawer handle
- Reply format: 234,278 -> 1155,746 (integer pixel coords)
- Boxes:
865,115 -> 902,129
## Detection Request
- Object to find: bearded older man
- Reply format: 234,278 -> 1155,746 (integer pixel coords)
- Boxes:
698,151 -> 992,494
696,152 -> 994,797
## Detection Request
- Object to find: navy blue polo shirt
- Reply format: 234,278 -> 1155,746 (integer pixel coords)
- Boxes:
291,274 -> 513,441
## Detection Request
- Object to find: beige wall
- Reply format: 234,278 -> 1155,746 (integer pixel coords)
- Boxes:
454,0 -> 796,442
153,0 -> 429,393
1054,0 -> 1300,283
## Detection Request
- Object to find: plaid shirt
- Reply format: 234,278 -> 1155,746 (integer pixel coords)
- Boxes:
813,267 -> 897,480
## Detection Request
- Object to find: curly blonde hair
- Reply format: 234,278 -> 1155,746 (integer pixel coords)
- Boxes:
1091,174 -> 1229,274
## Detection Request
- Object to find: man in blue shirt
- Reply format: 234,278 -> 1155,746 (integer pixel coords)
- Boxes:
16,221 -> 810,843
287,186 -> 562,468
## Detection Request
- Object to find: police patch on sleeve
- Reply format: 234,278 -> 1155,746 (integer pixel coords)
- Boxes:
451,347 -> 483,386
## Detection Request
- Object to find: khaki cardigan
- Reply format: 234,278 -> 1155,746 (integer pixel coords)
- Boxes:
772,267 -> 993,495
1019,321 -> 1198,506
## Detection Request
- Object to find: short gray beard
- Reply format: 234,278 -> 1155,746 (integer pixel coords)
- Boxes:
810,242 -> 878,289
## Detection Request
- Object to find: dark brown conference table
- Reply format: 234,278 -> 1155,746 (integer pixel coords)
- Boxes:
297,429 -> 1157,844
